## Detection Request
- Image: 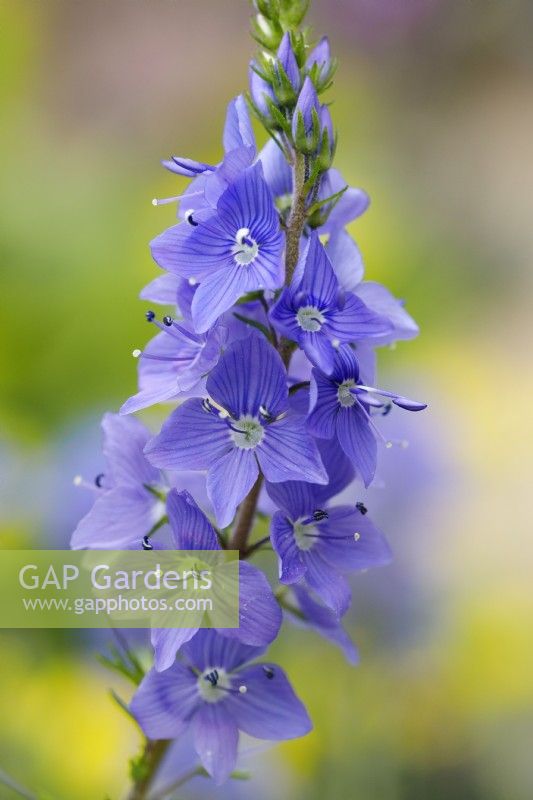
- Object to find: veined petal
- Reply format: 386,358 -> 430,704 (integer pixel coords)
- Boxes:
130,662 -> 199,739
316,506 -> 392,571
207,447 -> 259,528
303,550 -> 351,615
326,293 -> 393,341
355,281 -> 419,344
166,489 -> 220,550
270,512 -> 306,584
207,335 -> 287,418
223,95 -> 256,153
258,138 -> 292,199
300,331 -> 336,374
265,480 -> 316,518
291,585 -> 358,665
150,221 -> 221,278
102,413 -> 159,487
192,704 -> 239,785
307,371 -> 338,439
336,405 -> 377,487
227,663 -> 312,740
326,229 -> 364,293
70,487 -> 157,549
144,399 -> 231,471
182,629 -> 266,672
151,627 -> 199,672
191,262 -> 252,333
297,233 -> 338,306
219,562 -> 281,647
258,415 -> 327,485
139,272 -> 181,305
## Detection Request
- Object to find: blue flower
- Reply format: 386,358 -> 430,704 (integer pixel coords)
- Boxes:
121,314 -> 228,414
70,414 -> 167,549
266,438 -> 391,614
306,36 -> 332,83
151,489 -> 281,671
307,345 -> 426,486
270,232 -> 392,373
151,163 -> 284,332
275,31 -> 300,93
145,335 -> 327,528
131,629 -> 312,784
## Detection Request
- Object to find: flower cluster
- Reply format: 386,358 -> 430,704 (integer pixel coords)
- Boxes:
72,1 -> 425,792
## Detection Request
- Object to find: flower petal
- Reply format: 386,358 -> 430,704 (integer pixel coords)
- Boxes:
258,415 -> 327,484
166,488 -> 220,550
207,447 -> 259,528
325,229 -> 364,292
227,663 -> 312,740
183,629 -> 266,672
326,293 -> 393,341
130,662 -> 199,739
102,413 -> 159,487
307,371 -> 338,439
270,511 -> 306,584
219,561 -> 281,646
151,627 -> 199,672
303,550 -> 351,615
316,506 -> 392,571
192,703 -> 239,785
70,487 -> 156,549
223,95 -> 256,153
144,399 -> 231,471
139,272 -> 181,305
335,405 -> 377,487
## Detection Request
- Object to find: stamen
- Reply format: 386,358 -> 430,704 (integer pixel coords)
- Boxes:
142,536 -> 153,551
94,473 -> 105,488
263,666 -> 275,679
132,349 -> 142,359
72,475 -> 99,492
151,189 -> 205,207
184,209 -> 199,226
145,310 -> 156,322
356,502 -> 368,515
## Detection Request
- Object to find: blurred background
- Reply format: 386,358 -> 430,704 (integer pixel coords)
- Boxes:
1,0 -> 532,798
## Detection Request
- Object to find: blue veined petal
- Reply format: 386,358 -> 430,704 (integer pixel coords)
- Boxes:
192,704 -> 239,785
303,549 -> 351,615
161,156 -> 214,177
355,281 -> 420,345
219,561 -> 281,647
276,32 -> 300,91
330,344 -> 360,383
325,229 -> 365,292
300,331 -> 336,374
325,293 -> 393,341
207,447 -> 259,528
207,335 -> 288,418
101,413 -> 159,487
335,404 -> 377,487
151,627 -> 199,672
216,162 -> 280,244
139,272 -> 181,305
265,480 -> 317,518
70,486 -> 157,550
190,261 -> 253,333
258,138 -> 292,199
182,629 -> 266,672
223,95 -> 256,153
316,506 -> 392,571
318,168 -> 370,234
313,437 -> 355,502
144,399 -> 231,471
130,662 -> 199,739
270,511 -> 306,583
296,232 -> 338,307
307,371 -> 338,439
257,414 -> 327,485
269,287 -> 300,340
227,663 -> 312,740
166,489 -> 220,550
291,585 -> 358,665
153,216 -> 233,281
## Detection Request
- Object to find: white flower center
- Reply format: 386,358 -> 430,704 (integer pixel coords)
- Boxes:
232,227 -> 259,266
337,379 -> 356,407
293,520 -> 316,551
197,667 -> 230,703
230,415 -> 265,449
296,306 -> 325,332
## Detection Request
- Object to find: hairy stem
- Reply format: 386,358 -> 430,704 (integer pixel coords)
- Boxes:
126,739 -> 171,800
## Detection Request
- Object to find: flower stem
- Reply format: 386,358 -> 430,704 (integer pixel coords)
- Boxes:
126,738 -> 171,800
230,153 -> 309,554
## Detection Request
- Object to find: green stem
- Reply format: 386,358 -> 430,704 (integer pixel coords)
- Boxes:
126,739 -> 171,800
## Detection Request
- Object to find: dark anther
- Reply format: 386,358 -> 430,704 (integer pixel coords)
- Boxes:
142,536 -> 153,551
263,666 -> 275,680
202,398 -> 213,414
313,509 -> 329,522
163,315 -> 173,327
381,402 -> 392,416
204,669 -> 219,686
94,473 -> 105,488
145,310 -> 156,322
356,502 -> 368,515
185,211 -> 199,226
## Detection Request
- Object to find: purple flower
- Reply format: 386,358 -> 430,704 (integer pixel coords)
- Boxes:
121,314 -> 228,415
151,489 -> 281,671
270,232 -> 392,373
145,335 -> 327,528
307,345 -> 426,486
284,584 -> 359,664
275,31 -> 300,92
71,414 -> 167,549
316,168 -> 370,234
266,438 -> 391,614
292,76 -> 321,151
249,63 -> 276,118
131,629 -> 312,784
326,229 -> 419,345
151,163 -> 284,332
306,36 -> 332,82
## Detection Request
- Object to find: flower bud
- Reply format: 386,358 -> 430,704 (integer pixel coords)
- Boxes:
307,37 -> 331,80
249,62 -> 276,118
275,32 -> 300,93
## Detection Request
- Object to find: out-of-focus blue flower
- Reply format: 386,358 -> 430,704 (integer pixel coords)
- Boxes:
145,335 -> 327,528
306,36 -> 332,82
131,629 -> 312,785
151,489 -> 281,671
70,414 -> 167,549
308,345 -> 426,486
270,232 -> 392,372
